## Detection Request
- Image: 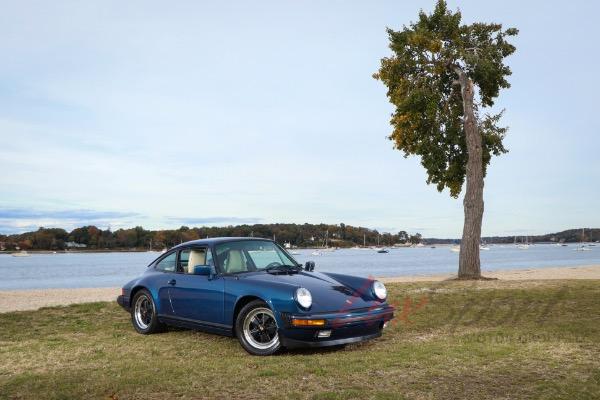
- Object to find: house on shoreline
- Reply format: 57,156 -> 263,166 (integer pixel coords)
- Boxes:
65,241 -> 87,249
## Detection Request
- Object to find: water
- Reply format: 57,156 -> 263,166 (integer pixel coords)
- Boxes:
0,252 -> 157,290
1,244 -> 599,290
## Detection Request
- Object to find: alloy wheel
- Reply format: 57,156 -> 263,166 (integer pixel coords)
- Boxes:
242,307 -> 279,350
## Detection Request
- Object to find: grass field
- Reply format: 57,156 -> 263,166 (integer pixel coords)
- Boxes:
1,280 -> 599,399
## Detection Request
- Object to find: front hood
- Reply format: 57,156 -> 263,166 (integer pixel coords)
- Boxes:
239,271 -> 381,312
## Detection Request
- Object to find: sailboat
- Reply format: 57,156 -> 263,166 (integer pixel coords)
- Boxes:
321,230 -> 335,252
517,236 -> 530,250
375,234 -> 388,252
574,228 -> 592,251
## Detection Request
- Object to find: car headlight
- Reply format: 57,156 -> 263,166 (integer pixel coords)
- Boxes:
373,280 -> 387,300
295,287 -> 312,309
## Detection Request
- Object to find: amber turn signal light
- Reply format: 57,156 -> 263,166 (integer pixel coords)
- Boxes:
291,319 -> 326,327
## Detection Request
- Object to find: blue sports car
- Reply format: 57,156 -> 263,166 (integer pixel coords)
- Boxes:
117,237 -> 394,355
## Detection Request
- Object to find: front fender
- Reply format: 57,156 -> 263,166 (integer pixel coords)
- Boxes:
225,277 -> 299,328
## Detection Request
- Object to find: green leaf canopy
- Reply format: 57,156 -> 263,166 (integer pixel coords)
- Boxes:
374,0 -> 517,197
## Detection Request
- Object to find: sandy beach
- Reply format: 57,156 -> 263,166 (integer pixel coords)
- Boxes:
378,264 -> 600,283
0,287 -> 121,314
1,264 -> 599,314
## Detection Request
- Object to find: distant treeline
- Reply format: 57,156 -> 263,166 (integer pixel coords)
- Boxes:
0,223 -> 423,251
427,228 -> 599,245
1,224 -> 596,251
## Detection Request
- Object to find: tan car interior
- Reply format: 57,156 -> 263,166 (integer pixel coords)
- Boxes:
225,250 -> 247,273
187,249 -> 207,274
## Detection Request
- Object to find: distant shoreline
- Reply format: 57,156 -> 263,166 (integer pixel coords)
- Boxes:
2,225 -> 598,253
0,249 -> 153,254
1,264 -> 599,314
1,242 -> 595,255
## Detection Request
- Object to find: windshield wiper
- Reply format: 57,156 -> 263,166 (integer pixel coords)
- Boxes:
265,264 -> 303,274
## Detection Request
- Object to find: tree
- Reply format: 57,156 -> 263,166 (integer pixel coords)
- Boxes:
374,0 -> 517,278
409,233 -> 422,245
398,230 -> 409,244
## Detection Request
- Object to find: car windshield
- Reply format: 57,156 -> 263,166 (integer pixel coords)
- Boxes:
215,240 -> 298,274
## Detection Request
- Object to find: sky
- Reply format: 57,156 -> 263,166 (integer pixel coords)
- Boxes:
1,0 -> 599,238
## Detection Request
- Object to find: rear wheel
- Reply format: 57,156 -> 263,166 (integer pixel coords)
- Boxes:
235,300 -> 281,356
131,289 -> 164,334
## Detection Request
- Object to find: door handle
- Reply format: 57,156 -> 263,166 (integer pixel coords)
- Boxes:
168,279 -> 176,286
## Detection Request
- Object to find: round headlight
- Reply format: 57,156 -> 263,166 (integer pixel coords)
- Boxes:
295,287 -> 312,309
373,281 -> 387,300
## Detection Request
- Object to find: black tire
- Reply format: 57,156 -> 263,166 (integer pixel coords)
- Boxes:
131,289 -> 165,334
235,300 -> 281,356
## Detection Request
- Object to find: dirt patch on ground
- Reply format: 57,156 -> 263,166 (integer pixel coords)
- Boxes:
379,265 -> 600,284
0,287 -> 119,313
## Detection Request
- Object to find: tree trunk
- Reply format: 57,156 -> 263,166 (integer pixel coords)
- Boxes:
455,66 -> 484,279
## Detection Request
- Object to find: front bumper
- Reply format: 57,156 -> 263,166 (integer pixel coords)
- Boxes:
117,295 -> 130,311
278,305 -> 394,348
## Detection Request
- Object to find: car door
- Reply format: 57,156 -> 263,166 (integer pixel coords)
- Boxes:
151,251 -> 178,316
168,246 -> 225,325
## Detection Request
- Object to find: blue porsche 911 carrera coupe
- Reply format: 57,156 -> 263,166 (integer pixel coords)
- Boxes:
117,237 -> 394,355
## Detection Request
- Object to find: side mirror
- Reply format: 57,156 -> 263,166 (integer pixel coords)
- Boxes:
304,261 -> 315,272
193,265 -> 216,279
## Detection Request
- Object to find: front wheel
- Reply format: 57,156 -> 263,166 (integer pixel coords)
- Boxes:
131,289 -> 164,334
235,300 -> 281,356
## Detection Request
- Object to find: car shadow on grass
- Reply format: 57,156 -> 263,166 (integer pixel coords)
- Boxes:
163,325 -> 371,356
277,344 -> 352,356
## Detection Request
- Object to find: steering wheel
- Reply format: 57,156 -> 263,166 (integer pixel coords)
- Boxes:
265,262 -> 282,268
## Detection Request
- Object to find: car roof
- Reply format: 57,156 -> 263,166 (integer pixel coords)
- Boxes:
172,237 -> 273,249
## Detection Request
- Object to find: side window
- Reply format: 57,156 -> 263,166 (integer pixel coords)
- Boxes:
178,249 -> 190,273
155,252 -> 177,272
216,247 -> 249,274
186,247 -> 210,274
206,249 -> 214,267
